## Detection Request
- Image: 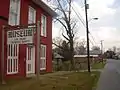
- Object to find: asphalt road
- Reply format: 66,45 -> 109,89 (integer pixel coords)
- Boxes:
96,59 -> 120,90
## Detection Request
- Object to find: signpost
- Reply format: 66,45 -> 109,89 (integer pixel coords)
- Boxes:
36,21 -> 40,79
1,25 -> 5,84
1,24 -> 37,84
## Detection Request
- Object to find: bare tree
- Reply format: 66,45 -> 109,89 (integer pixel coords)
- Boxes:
91,46 -> 100,51
91,46 -> 101,55
74,40 -> 86,55
53,0 -> 77,69
52,37 -> 63,49
52,38 -> 71,62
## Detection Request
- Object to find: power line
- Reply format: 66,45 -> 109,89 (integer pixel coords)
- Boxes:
71,2 -> 86,26
70,1 -> 97,46
89,39 -> 94,46
89,33 -> 97,45
65,0 -> 86,27
56,0 -> 97,46
71,6 -> 86,26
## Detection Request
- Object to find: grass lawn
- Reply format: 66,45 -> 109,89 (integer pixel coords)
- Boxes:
92,62 -> 106,69
0,72 -> 100,90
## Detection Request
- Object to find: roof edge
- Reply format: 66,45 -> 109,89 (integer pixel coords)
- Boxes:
32,0 -> 57,17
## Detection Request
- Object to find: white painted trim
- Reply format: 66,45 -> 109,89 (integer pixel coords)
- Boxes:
7,44 -> 19,75
40,44 -> 46,69
40,68 -> 46,70
41,44 -> 46,58
26,46 -> 35,74
33,46 -> 35,73
17,0 -> 20,25
28,6 -> 36,24
41,14 -> 47,37
8,0 -> 21,25
7,71 -> 18,74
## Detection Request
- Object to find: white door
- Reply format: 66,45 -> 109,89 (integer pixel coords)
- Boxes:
26,46 -> 35,74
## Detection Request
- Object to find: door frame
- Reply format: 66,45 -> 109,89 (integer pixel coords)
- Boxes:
40,44 -> 46,70
26,46 -> 35,74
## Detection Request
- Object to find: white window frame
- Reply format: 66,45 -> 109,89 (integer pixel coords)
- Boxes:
7,44 -> 19,74
28,6 -> 36,24
8,0 -> 21,25
40,44 -> 46,70
41,14 -> 47,37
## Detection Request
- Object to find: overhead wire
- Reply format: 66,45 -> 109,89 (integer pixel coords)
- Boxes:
70,0 -> 97,46
54,0 -> 97,46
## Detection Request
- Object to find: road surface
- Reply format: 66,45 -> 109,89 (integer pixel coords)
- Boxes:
96,59 -> 120,90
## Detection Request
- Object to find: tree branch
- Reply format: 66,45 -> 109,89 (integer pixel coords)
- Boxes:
56,0 -> 68,22
62,33 -> 70,41
56,18 -> 68,30
71,23 -> 77,31
52,42 -> 64,50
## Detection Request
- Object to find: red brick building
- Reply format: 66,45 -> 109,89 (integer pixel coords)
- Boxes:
0,0 -> 56,78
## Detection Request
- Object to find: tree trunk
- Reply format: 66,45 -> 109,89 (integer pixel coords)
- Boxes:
69,39 -> 74,70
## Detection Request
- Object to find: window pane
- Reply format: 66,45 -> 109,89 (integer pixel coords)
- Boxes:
28,7 -> 36,24
11,44 -> 12,56
9,0 -> 20,25
7,44 -> 19,74
13,59 -> 16,72
41,15 -> 46,36
10,0 -> 18,13
15,59 -> 18,72
11,59 -> 12,72
28,64 -> 31,71
9,14 -> 17,25
41,45 -> 46,58
41,46 -> 43,57
8,59 -> 10,72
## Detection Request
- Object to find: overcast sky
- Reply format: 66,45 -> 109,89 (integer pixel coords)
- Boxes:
43,0 -> 120,51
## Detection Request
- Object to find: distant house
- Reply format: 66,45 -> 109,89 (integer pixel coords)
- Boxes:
0,0 -> 57,79
84,50 -> 101,55
74,55 -> 98,59
74,55 -> 99,69
52,53 -> 64,71
54,53 -> 64,60
53,53 -> 64,64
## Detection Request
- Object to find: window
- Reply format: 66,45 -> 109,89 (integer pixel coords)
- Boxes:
28,6 -> 36,24
7,44 -> 19,74
41,15 -> 47,37
40,45 -> 46,70
9,0 -> 20,25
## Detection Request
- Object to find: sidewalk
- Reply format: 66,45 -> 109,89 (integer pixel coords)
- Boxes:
79,69 -> 102,72
51,69 -> 103,73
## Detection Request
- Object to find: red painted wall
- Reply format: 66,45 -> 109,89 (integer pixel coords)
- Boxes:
29,0 -> 53,73
46,16 -> 52,72
19,0 -> 29,77
0,0 -> 53,78
0,0 -> 10,76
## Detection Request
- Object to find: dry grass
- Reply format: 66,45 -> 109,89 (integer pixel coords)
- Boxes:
92,62 -> 106,69
0,72 -> 100,90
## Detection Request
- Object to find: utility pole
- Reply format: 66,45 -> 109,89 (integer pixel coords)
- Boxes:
100,40 -> 104,63
36,21 -> 41,79
0,16 -> 8,84
1,25 -> 6,84
100,40 -> 103,55
84,0 -> 90,72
